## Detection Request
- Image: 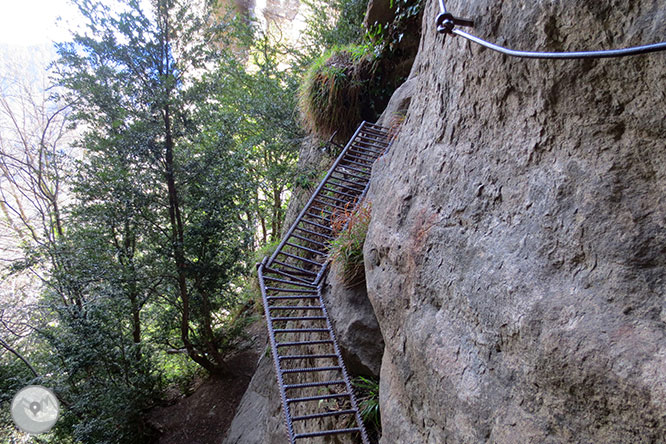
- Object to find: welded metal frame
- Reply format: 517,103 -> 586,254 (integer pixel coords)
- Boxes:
257,121 -> 392,443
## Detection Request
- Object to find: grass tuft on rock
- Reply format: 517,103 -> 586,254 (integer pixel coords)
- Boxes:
330,202 -> 371,288
353,375 -> 381,437
299,44 -> 377,141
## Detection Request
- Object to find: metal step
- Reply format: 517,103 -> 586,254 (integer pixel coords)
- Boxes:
271,316 -> 328,322
321,186 -> 360,199
276,251 -> 324,267
278,354 -> 338,361
285,380 -> 346,391
327,175 -> 367,189
274,328 -> 330,334
287,393 -> 351,404
289,233 -> 328,249
272,260 -> 320,275
294,428 -> 362,440
266,295 -> 320,301
276,339 -> 334,348
262,276 -> 317,288
265,287 -> 318,294
263,267 -> 315,285
292,409 -> 357,422
258,121 -> 391,444
268,305 -> 324,311
281,366 -> 342,374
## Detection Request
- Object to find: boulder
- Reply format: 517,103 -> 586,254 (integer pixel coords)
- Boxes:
322,261 -> 385,378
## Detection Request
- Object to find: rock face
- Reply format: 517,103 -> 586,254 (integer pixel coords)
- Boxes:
363,0 -> 396,30
322,261 -> 384,378
364,0 -> 666,443
222,354 -> 287,444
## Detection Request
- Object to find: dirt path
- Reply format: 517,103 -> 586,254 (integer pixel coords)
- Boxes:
148,320 -> 267,444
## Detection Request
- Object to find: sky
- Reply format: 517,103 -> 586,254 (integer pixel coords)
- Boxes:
0,0 -> 80,47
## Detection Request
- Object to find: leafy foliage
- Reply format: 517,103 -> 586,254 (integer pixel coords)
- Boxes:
53,0 -> 256,375
301,0 -> 370,55
202,26 -> 304,244
8,0 -> 260,440
39,297 -> 158,443
365,0 -> 424,55
353,375 -> 381,436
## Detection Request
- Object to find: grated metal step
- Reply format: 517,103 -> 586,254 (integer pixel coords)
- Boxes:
258,121 -> 391,444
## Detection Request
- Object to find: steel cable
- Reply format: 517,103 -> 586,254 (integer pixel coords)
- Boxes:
436,1 -> 666,59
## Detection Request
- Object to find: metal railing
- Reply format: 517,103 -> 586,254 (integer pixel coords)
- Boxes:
436,0 -> 666,59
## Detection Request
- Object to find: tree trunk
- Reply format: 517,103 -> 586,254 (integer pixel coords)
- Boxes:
271,184 -> 282,242
163,105 -> 220,374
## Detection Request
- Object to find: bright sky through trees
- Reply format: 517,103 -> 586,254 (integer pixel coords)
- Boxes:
0,0 -> 80,46
0,0 -> 153,48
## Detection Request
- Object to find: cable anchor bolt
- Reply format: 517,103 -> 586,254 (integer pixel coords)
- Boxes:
436,12 -> 474,34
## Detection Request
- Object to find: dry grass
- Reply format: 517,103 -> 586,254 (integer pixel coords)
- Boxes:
299,45 -> 377,141
329,202 -> 372,288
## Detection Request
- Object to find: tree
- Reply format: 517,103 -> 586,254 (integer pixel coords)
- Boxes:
205,25 -> 304,244
54,0 -> 253,375
0,46 -> 73,397
0,48 -> 70,251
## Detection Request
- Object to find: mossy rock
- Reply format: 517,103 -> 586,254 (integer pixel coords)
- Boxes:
299,45 -> 378,142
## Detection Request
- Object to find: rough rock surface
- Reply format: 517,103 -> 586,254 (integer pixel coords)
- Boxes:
376,75 -> 420,134
363,0 -> 396,30
221,353 -> 287,444
322,261 -> 385,378
364,0 -> 666,443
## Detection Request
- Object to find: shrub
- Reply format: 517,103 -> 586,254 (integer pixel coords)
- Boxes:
353,375 -> 381,436
299,45 -> 378,141
301,0 -> 370,51
329,202 -> 371,287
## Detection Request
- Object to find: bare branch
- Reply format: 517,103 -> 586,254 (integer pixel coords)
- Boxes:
0,335 -> 39,377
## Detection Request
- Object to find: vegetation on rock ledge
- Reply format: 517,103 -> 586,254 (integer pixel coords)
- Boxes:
299,44 -> 378,140
330,203 -> 372,288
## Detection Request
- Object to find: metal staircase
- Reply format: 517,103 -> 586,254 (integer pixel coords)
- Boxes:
257,121 -> 391,443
